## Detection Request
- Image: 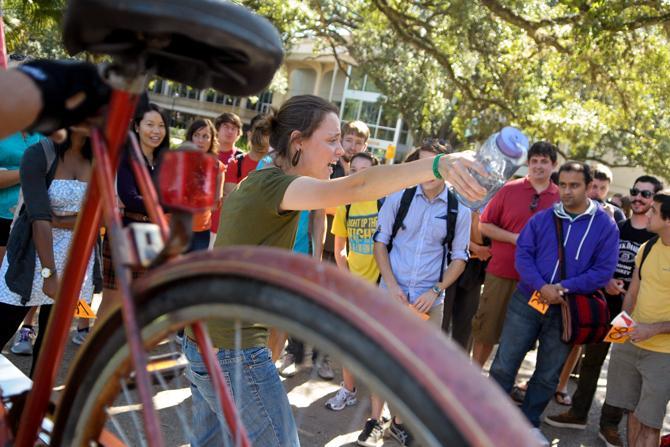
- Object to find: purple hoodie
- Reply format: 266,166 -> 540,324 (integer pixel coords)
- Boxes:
515,200 -> 619,298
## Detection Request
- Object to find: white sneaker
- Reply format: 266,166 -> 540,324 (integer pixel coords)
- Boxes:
72,328 -> 90,345
277,353 -> 301,378
316,355 -> 334,380
10,326 -> 36,356
530,428 -> 550,446
325,383 -> 357,411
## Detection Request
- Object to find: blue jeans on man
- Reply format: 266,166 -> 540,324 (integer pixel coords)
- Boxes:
183,337 -> 300,446
489,290 -> 572,427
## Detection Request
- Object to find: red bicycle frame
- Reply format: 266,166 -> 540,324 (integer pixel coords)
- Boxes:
13,86 -> 249,446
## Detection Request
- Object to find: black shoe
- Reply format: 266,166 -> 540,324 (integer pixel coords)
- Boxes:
510,385 -> 525,406
389,420 -> 414,446
357,419 -> 385,447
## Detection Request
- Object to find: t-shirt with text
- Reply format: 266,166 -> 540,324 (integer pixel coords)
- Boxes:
331,201 -> 380,283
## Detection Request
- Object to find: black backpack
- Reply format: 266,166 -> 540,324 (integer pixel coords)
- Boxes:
382,186 -> 459,282
638,235 -> 659,280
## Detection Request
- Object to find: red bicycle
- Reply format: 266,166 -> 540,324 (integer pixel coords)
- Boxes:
1,1 -> 536,446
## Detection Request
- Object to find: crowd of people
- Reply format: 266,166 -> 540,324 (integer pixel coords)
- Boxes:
0,60 -> 669,447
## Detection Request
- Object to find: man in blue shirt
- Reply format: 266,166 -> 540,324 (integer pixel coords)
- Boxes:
356,141 -> 471,447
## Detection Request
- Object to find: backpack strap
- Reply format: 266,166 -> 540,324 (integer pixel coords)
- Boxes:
638,235 -> 659,280
235,152 -> 245,180
387,186 -> 416,253
439,188 -> 459,281
12,138 -> 58,226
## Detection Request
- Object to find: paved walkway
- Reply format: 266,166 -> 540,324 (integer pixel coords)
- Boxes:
3,325 -> 669,446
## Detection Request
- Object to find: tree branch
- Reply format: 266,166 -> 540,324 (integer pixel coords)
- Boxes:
373,0 -> 516,116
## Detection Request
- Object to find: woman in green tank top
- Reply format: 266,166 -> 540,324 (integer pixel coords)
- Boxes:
184,94 -> 487,447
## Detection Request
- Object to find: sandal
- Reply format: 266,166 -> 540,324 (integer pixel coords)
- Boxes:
554,391 -> 572,406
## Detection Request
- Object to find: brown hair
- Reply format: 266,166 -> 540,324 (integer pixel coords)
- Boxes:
185,118 -> 219,154
214,112 -> 242,135
249,114 -> 271,153
350,152 -> 379,166
342,120 -> 370,142
253,95 -> 339,162
403,139 -> 450,163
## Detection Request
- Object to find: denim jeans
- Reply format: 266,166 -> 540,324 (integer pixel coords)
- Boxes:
489,290 -> 572,427
183,337 -> 300,446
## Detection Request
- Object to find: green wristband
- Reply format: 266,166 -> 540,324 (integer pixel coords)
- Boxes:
432,154 -> 445,180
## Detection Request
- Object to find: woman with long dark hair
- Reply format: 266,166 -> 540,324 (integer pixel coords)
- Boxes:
0,127 -> 98,373
97,102 -> 170,320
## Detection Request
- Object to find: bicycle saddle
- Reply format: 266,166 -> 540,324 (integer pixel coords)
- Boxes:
62,0 -> 284,96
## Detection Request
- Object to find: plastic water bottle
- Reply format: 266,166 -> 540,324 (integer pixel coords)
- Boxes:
455,126 -> 529,210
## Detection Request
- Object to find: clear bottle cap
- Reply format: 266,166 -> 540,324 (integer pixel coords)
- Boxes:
496,127 -> 528,158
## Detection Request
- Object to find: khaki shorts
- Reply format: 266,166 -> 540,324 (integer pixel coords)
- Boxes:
605,341 -> 670,429
471,273 -> 518,345
428,302 -> 444,328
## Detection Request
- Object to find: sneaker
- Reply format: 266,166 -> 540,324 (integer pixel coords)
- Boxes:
72,328 -> 90,345
598,426 -> 623,447
357,418 -> 385,447
389,420 -> 414,446
544,410 -> 587,429
510,385 -> 525,406
530,428 -> 550,447
316,355 -> 334,380
10,327 -> 36,356
277,353 -> 301,378
325,383 -> 357,411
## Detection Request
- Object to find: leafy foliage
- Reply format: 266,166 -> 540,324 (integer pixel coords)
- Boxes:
239,0 -> 670,178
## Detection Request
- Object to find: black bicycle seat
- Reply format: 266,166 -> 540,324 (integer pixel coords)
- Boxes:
62,0 -> 283,96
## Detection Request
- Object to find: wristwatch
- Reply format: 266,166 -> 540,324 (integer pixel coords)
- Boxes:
431,285 -> 443,296
41,267 -> 54,279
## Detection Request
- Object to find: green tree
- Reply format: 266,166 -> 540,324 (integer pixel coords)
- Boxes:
2,0 -> 67,59
240,0 -> 670,179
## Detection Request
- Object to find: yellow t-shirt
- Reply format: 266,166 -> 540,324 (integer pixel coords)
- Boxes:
331,200 -> 380,283
632,238 -> 670,353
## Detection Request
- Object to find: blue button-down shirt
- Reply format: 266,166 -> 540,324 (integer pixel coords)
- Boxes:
374,185 -> 471,305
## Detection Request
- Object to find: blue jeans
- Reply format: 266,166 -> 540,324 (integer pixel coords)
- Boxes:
183,338 -> 300,446
489,290 -> 572,427
188,230 -> 211,252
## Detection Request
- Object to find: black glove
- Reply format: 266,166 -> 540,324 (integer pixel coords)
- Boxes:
17,59 -> 111,133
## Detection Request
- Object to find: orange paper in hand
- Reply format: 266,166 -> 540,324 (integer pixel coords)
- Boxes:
604,311 -> 635,343
407,304 -> 430,321
528,291 -> 548,314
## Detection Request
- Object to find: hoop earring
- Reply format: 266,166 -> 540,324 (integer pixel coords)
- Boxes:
291,148 -> 302,166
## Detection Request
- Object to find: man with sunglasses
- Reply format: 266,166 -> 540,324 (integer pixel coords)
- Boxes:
545,175 -> 664,446
471,141 -> 559,367
588,164 -> 626,223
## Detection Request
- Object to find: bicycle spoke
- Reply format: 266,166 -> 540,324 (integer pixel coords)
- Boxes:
106,406 -> 134,447
120,378 -> 147,447
233,319 -> 243,447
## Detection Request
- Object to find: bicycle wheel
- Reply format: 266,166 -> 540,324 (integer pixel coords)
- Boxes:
51,247 -> 535,446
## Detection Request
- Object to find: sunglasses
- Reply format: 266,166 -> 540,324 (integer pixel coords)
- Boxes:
629,188 -> 653,199
529,193 -> 540,212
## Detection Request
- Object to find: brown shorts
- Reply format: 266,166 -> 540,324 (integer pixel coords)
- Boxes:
102,236 -> 146,290
471,273 -> 518,345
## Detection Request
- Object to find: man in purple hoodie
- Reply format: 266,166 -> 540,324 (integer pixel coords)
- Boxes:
489,161 -> 619,445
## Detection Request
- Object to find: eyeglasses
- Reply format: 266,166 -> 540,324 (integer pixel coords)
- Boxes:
529,193 -> 540,212
629,188 -> 653,199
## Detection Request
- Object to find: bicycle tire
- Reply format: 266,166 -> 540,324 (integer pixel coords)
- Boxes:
51,247 -> 535,446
